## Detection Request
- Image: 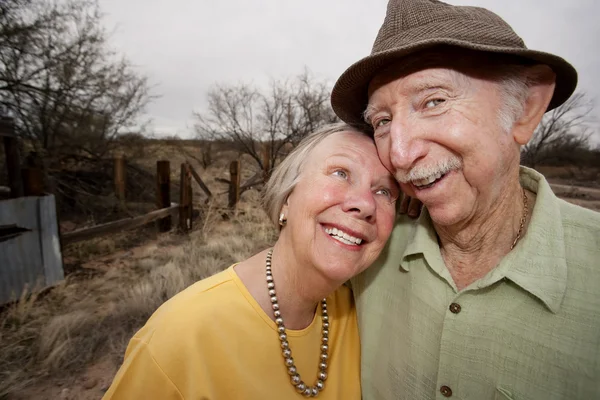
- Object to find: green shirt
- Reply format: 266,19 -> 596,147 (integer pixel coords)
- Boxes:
351,167 -> 600,400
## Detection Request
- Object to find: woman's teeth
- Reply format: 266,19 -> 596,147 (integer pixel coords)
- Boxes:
324,227 -> 363,245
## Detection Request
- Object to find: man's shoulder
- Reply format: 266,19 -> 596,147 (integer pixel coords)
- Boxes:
558,197 -> 600,233
386,213 -> 422,245
556,199 -> 600,288
375,214 -> 420,263
558,199 -> 600,255
351,215 -> 419,287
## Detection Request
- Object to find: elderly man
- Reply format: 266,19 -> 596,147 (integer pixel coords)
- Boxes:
331,0 -> 600,399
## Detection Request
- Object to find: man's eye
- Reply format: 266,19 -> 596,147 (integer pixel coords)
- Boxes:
332,170 -> 348,179
425,99 -> 445,108
374,118 -> 391,128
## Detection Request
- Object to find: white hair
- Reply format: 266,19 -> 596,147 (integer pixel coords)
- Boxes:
496,65 -> 531,132
394,156 -> 462,183
262,122 -> 368,226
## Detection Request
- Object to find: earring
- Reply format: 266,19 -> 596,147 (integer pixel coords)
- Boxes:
278,213 -> 287,226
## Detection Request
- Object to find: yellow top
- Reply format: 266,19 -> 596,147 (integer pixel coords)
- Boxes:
103,265 -> 361,400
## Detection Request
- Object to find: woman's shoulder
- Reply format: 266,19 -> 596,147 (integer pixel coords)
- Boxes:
134,266 -> 248,343
160,267 -> 237,310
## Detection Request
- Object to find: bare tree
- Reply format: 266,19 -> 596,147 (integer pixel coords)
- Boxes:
193,70 -> 337,172
0,0 -> 152,163
521,92 -> 594,168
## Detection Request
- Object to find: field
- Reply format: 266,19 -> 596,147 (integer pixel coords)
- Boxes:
1,141 -> 599,400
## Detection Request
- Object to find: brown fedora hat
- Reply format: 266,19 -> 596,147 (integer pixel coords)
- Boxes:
331,0 -> 578,128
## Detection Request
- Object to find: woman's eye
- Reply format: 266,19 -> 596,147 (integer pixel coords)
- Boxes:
332,169 -> 348,179
375,188 -> 391,198
425,99 -> 445,109
374,187 -> 399,203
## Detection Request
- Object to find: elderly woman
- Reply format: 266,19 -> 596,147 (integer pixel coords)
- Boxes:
103,122 -> 400,399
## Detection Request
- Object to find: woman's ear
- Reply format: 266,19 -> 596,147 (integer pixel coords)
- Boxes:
512,64 -> 556,145
282,194 -> 290,210
278,197 -> 290,227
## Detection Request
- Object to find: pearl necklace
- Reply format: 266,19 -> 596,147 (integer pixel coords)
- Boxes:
266,249 -> 329,397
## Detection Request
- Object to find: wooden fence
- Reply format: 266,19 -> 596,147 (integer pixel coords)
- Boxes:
0,123 -> 261,303
62,159 -> 216,245
2,114 -> 264,267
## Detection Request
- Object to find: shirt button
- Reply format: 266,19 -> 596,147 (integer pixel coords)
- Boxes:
440,385 -> 453,397
449,303 -> 461,314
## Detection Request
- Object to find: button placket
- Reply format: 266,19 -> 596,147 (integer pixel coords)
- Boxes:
436,295 -> 462,399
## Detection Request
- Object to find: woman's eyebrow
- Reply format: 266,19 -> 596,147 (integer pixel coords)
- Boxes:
326,153 -> 360,162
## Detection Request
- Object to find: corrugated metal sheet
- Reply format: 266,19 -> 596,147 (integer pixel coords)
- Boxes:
0,195 -> 63,304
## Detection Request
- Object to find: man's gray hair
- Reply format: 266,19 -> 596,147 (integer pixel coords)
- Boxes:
262,122 -> 367,226
497,66 -> 531,132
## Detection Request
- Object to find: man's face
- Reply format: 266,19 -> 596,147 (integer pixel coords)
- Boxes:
366,63 -> 521,227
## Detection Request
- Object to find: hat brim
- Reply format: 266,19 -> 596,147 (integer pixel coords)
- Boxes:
331,38 -> 578,129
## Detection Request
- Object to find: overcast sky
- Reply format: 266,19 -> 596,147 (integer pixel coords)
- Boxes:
99,0 -> 600,139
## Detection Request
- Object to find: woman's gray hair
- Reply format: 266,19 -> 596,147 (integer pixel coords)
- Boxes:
262,122 -> 367,225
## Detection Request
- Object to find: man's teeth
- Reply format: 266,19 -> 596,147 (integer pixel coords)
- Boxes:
324,227 -> 363,245
413,172 -> 443,187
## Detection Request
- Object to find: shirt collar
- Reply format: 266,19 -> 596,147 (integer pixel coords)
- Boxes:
400,166 -> 567,313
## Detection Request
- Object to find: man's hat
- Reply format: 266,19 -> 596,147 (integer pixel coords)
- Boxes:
331,0 -> 578,128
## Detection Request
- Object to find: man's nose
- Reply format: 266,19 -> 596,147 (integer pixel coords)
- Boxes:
389,119 -> 429,172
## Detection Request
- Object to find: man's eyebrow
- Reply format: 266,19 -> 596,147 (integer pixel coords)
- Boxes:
409,81 -> 452,93
363,103 -> 380,125
363,80 -> 456,124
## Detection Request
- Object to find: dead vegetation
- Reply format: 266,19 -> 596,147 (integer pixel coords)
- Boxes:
0,192 -> 277,399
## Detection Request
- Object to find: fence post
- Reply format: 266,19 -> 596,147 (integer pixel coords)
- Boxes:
1,118 -> 24,198
179,163 -> 192,232
156,160 -> 171,232
22,167 -> 44,196
262,143 -> 271,182
228,160 -> 241,209
114,156 -> 127,207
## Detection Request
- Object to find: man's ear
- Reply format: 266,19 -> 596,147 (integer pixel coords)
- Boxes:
512,65 -> 556,145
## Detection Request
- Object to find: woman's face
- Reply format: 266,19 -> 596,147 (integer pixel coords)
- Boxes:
280,130 -> 399,284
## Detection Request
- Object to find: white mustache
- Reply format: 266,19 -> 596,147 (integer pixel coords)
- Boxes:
394,156 -> 462,183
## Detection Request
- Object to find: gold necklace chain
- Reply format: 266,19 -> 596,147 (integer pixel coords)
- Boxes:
510,187 -> 529,250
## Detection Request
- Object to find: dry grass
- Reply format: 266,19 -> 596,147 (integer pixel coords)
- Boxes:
0,194 -> 276,399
